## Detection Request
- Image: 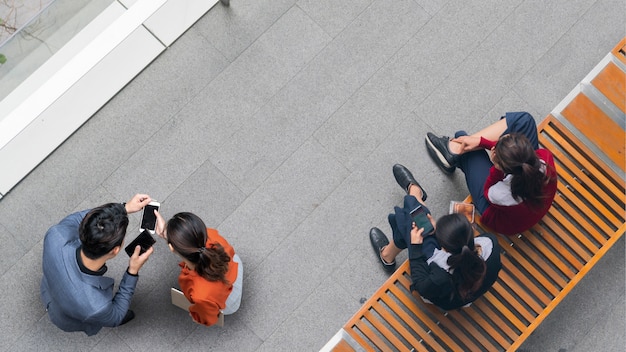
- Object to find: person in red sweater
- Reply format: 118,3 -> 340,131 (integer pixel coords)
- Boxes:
155,212 -> 242,326
425,112 -> 557,236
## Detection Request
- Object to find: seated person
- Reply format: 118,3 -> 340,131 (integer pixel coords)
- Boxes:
369,164 -> 502,310
425,112 -> 557,235
155,212 -> 242,326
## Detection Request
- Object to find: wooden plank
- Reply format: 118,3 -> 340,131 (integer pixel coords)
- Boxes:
491,280 -> 537,321
560,93 -> 625,171
500,255 -> 552,305
472,298 -> 520,340
462,304 -> 513,350
591,61 -> 626,113
508,223 -> 626,351
540,123 -> 624,222
611,37 -> 626,65
539,116 -> 625,191
379,291 -> 443,350
352,316 -> 390,351
542,209 -> 597,257
330,338 -> 356,352
482,291 -> 527,332
443,306 -> 503,351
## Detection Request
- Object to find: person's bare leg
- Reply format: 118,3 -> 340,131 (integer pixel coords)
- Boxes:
449,118 -> 508,154
381,241 -> 403,264
408,184 -> 425,206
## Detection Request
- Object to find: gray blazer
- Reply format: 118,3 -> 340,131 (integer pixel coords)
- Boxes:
40,210 -> 138,336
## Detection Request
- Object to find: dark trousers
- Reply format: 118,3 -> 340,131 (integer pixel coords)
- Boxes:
456,112 -> 539,214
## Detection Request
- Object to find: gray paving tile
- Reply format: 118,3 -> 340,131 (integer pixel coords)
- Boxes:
0,266 -> 45,351
194,0 -> 297,62
514,0 -> 626,115
217,138 -> 350,272
91,332 -> 133,352
102,6 -> 329,202
207,6 -> 331,195
258,278 -> 359,351
0,222 -> 26,275
159,160 -> 246,227
177,312 -> 264,352
296,0 -> 374,38
113,273 -> 199,352
10,315 -> 109,352
414,0 -> 596,130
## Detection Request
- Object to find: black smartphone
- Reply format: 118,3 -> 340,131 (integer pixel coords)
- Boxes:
125,229 -> 156,257
140,201 -> 160,234
409,205 -> 434,235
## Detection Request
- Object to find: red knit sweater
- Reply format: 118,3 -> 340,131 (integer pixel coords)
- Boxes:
478,138 -> 558,235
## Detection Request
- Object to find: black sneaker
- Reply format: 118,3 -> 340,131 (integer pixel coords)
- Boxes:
425,132 -> 459,173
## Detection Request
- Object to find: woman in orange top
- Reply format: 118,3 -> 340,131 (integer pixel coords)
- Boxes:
155,212 -> 242,326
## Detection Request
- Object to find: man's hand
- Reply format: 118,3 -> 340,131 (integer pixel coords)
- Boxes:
128,245 -> 154,275
124,194 -> 151,214
155,210 -> 167,240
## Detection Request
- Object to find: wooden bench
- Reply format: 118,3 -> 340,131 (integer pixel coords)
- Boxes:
322,38 -> 626,352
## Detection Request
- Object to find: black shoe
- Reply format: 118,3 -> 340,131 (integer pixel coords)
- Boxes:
392,164 -> 427,201
369,228 -> 396,273
425,132 -> 459,173
120,310 -> 135,325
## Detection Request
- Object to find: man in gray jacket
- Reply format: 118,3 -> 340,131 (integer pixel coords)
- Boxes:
40,194 -> 154,335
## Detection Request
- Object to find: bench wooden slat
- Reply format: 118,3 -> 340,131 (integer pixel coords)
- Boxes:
352,315 -> 391,351
502,235 -> 568,286
462,304 -> 513,349
367,303 -> 411,349
540,129 -> 624,221
499,255 -> 552,305
471,299 -> 520,340
397,275 -> 482,351
539,115 -> 624,199
490,281 -> 536,322
508,222 -> 626,351
482,291 -> 527,332
330,338 -> 356,352
591,61 -> 626,113
379,292 -> 441,351
551,184 -> 614,244
561,93 -> 625,171
496,271 -> 544,315
541,210 -> 596,258
437,306 -> 502,351
611,37 -> 626,64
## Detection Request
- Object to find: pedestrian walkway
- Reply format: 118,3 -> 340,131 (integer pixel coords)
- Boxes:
0,0 -> 623,351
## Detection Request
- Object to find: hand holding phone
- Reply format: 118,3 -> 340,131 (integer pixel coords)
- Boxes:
140,201 -> 160,235
410,205 -> 435,236
125,229 -> 156,257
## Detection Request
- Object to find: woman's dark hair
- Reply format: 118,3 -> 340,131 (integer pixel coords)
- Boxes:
492,133 -> 552,208
167,212 -> 231,284
79,203 -> 128,259
435,214 -> 486,301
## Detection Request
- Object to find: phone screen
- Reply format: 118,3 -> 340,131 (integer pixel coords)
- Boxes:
410,206 -> 434,235
141,204 -> 159,231
125,230 -> 156,256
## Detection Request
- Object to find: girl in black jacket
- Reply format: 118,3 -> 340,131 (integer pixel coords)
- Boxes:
370,164 -> 501,310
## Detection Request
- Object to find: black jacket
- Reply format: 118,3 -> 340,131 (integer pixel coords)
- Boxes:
409,233 -> 502,310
